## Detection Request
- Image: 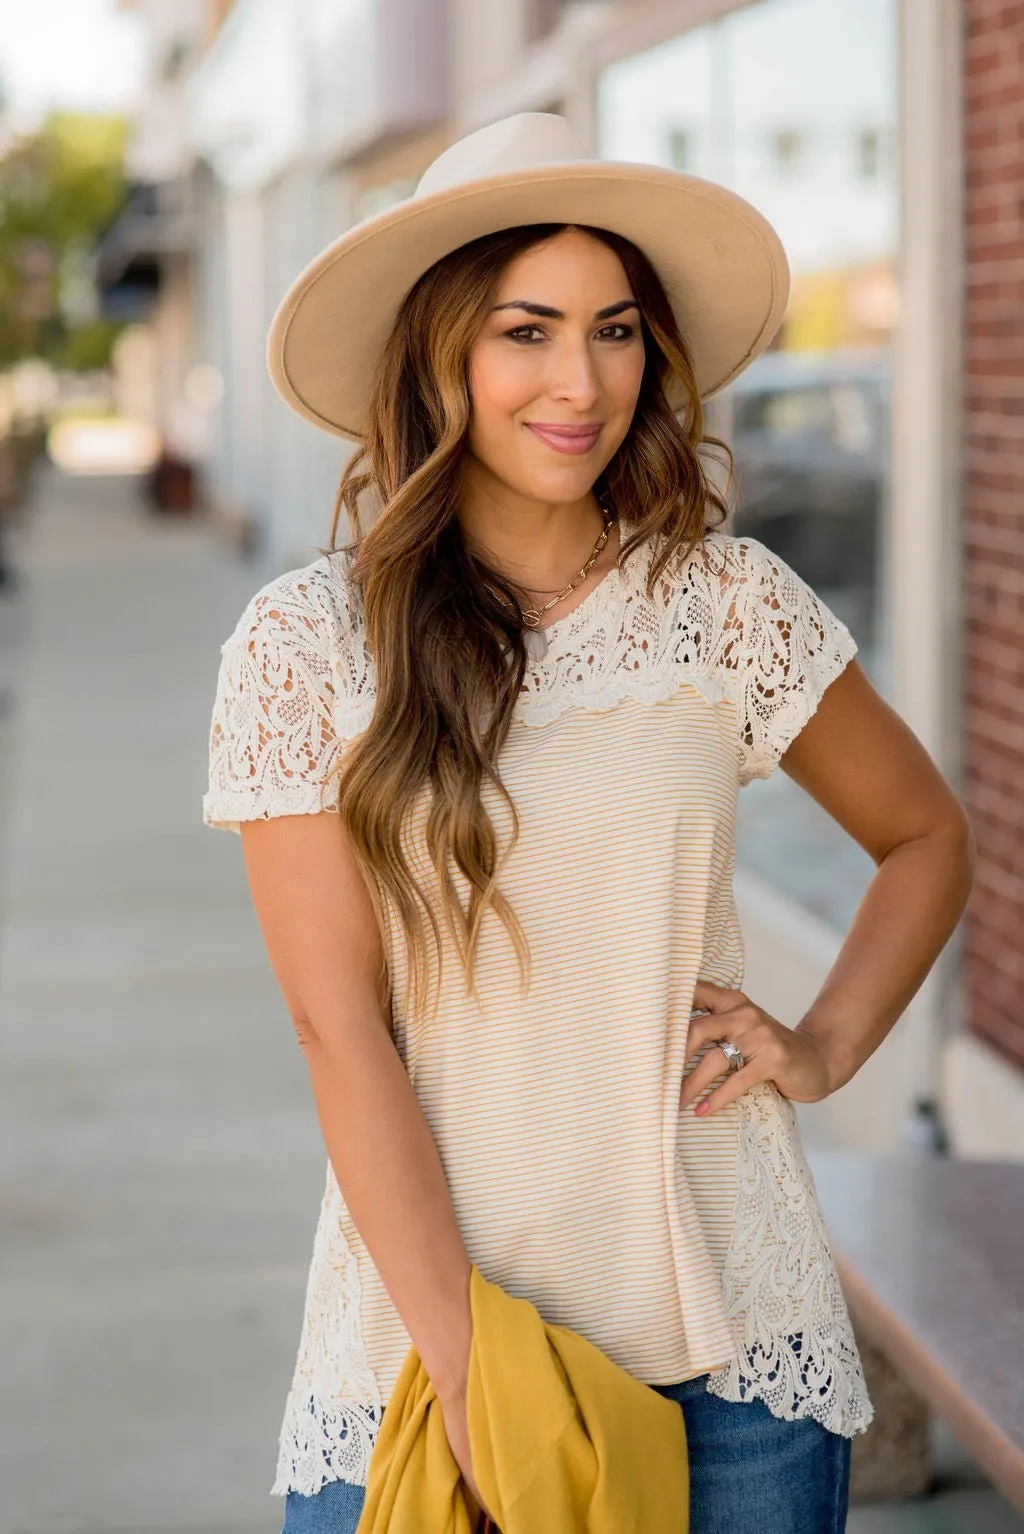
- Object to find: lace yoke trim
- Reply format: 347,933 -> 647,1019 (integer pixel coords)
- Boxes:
510,529 -> 741,725
309,532 -> 745,734
203,526 -> 859,832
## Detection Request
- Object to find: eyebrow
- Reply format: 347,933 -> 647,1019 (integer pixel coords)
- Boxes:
491,299 -> 640,321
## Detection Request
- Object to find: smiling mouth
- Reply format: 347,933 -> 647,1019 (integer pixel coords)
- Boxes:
524,423 -> 603,455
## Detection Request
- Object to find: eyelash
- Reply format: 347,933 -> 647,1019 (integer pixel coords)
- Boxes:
504,323 -> 636,344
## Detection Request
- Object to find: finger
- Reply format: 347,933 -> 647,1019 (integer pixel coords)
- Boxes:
680,1061 -> 729,1111
695,1061 -> 768,1117
684,1009 -> 757,1064
679,1046 -> 731,1109
691,980 -> 737,1011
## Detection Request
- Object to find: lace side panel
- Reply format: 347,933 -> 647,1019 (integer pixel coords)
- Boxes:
735,538 -> 859,787
203,554 -> 374,832
704,1082 -> 875,1437
271,1165 -> 383,1496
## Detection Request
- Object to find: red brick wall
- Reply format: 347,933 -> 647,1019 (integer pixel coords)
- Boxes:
962,0 -> 1024,1069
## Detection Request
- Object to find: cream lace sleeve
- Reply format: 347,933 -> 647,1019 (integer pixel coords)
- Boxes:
202,558 -> 373,833
735,536 -> 859,787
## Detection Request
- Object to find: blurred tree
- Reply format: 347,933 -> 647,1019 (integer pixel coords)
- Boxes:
0,112 -> 128,369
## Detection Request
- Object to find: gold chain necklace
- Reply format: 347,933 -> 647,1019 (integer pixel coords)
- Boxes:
488,507 -> 615,629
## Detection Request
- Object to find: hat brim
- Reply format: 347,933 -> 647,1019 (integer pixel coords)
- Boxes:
266,161 -> 790,442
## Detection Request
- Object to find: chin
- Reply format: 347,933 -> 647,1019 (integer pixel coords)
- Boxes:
530,484 -> 590,505
513,469 -> 600,504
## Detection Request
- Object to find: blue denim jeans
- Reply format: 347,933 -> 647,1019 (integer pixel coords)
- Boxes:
279,1371 -> 852,1533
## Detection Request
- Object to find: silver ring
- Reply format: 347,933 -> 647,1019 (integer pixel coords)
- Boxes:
717,1039 -> 745,1073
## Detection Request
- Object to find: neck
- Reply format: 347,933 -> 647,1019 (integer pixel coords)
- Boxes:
458,463 -> 615,594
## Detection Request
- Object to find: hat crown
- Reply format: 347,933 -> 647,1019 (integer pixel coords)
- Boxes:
415,113 -> 593,200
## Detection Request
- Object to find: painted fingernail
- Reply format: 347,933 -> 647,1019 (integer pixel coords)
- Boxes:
695,1101 -> 709,1115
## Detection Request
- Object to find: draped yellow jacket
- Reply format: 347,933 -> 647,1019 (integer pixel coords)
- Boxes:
357,1265 -> 690,1532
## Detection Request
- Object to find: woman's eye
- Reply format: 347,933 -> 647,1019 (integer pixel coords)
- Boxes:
503,323 -> 635,343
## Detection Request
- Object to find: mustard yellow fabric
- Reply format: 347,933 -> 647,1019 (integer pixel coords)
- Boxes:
357,1264 -> 689,1532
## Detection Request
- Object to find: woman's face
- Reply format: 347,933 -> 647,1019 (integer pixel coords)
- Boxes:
465,228 -> 646,506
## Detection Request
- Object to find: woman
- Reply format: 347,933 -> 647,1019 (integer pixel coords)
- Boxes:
203,114 -> 976,1533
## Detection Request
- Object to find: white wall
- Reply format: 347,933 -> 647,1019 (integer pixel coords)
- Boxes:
260,164 -> 356,575
941,1034 -> 1024,1161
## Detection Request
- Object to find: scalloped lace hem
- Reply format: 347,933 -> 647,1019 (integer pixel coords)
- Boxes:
704,1330 -> 875,1438
267,1325 -> 873,1500
270,1393 -> 382,1496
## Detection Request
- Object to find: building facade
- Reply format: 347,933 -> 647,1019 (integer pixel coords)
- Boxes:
951,0 -> 1024,1150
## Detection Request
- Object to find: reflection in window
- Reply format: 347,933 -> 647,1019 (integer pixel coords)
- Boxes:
768,126 -> 808,174
727,351 -> 889,650
597,0 -> 898,932
855,125 -> 883,179
666,125 -> 694,170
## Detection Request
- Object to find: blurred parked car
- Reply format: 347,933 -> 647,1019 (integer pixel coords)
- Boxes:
725,348 -> 890,594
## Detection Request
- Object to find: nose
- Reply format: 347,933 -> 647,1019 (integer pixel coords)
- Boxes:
546,334 -> 600,411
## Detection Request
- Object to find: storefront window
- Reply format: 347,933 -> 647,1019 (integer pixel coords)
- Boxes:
596,0 -> 898,930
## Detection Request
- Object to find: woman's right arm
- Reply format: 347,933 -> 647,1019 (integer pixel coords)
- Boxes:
239,808 -> 477,1421
205,573 -> 488,1513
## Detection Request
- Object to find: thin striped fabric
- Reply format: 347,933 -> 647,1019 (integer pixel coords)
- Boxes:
203,523 -> 876,1498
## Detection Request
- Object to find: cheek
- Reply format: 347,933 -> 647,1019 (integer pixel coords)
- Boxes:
467,348 -> 541,468
469,342 -> 539,424
603,346 -> 646,415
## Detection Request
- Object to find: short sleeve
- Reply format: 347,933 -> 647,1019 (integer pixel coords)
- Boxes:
202,559 -> 373,833
735,537 -> 858,787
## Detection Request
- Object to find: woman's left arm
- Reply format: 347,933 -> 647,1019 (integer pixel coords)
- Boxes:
679,656 -> 978,1116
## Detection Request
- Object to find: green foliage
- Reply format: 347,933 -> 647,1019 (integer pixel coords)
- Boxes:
0,111 -> 129,369
49,319 -> 122,373
36,112 -> 129,246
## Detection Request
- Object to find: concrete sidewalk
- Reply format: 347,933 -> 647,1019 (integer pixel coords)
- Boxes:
0,462 -> 321,1534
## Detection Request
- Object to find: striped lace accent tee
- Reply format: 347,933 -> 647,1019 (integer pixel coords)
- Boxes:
203,523 -> 875,1497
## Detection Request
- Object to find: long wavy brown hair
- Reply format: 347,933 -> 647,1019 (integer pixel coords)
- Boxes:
319,221 -> 735,1022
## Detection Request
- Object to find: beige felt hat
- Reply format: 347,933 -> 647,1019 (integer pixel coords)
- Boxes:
266,111 -> 791,442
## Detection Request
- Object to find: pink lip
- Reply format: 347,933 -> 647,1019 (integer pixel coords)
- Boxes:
524,422 -> 602,455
